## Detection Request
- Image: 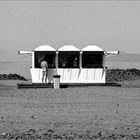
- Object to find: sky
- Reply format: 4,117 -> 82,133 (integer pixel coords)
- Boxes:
0,1 -> 140,62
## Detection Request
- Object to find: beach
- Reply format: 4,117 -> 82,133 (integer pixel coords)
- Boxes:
0,1 -> 140,138
0,81 -> 140,139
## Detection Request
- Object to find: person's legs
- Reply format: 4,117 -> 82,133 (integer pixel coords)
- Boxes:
42,71 -> 45,84
45,69 -> 48,84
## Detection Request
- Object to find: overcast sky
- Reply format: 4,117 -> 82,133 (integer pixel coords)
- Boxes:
0,1 -> 140,62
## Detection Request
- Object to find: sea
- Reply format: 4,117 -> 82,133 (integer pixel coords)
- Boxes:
0,61 -> 31,80
0,61 -> 140,80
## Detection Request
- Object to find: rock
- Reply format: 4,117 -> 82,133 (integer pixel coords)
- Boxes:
106,68 -> 140,83
0,74 -> 27,81
27,129 -> 36,134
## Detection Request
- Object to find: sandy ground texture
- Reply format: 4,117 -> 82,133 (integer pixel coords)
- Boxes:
0,81 -> 140,139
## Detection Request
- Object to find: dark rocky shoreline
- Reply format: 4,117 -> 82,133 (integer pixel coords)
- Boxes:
0,68 -> 140,83
0,74 -> 27,81
106,68 -> 140,83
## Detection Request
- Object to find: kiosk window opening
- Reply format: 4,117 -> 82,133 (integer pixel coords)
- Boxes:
35,51 -> 56,68
82,52 -> 103,68
58,52 -> 80,68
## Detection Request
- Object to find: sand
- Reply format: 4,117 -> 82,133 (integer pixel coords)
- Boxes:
0,80 -> 140,139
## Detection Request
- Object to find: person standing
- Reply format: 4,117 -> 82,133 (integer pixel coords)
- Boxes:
40,59 -> 48,84
73,57 -> 78,67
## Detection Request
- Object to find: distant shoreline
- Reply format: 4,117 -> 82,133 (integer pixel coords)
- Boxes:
0,68 -> 140,83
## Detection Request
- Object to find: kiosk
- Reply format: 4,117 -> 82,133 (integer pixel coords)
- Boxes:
18,45 -> 119,84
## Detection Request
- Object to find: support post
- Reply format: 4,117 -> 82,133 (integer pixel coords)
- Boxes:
55,50 -> 59,75
80,51 -> 82,68
32,52 -> 35,68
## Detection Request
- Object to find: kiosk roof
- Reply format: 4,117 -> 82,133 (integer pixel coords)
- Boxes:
34,45 -> 56,51
82,45 -> 103,52
58,45 -> 79,51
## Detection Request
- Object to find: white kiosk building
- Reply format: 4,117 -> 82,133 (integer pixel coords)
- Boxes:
19,45 -> 119,84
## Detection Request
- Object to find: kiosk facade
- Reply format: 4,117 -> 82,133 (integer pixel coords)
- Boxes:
19,45 -> 119,84
57,45 -> 81,83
